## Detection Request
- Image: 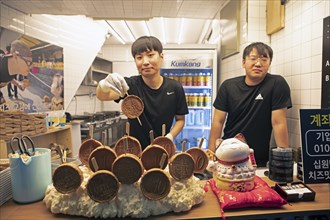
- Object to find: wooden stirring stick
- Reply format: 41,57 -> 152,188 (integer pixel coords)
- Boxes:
149,130 -> 154,143
91,157 -> 99,171
126,121 -> 130,136
198,137 -> 204,149
162,124 -> 166,136
159,153 -> 167,169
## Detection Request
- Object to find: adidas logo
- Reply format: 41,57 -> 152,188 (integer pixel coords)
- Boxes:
255,93 -> 263,100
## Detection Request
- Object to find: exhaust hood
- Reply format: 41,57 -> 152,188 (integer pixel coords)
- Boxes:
82,57 -> 113,86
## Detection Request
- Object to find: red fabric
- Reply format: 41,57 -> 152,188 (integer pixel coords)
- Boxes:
207,176 -> 287,211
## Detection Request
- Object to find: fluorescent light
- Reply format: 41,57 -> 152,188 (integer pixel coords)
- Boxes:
144,21 -> 151,36
210,35 -> 220,44
105,21 -> 125,44
161,17 -> 167,44
198,20 -> 212,44
177,18 -> 185,44
123,20 -> 136,42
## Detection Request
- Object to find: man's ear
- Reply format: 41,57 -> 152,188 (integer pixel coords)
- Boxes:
160,52 -> 164,59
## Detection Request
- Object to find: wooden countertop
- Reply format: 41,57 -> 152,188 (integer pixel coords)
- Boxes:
0,178 -> 329,220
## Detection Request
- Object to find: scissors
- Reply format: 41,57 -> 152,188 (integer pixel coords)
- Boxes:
10,135 -> 36,156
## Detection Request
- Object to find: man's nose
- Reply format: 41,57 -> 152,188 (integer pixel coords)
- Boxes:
142,56 -> 149,65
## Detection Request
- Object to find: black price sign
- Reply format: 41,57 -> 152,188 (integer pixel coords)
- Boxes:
300,109 -> 330,184
321,16 -> 330,108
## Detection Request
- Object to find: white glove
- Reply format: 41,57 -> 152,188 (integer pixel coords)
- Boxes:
99,72 -> 129,97
165,133 -> 173,141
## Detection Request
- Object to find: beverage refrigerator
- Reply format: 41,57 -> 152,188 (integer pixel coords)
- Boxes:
161,49 -> 217,151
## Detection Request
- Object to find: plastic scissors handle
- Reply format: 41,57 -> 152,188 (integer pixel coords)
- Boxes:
20,135 -> 36,156
10,136 -> 25,155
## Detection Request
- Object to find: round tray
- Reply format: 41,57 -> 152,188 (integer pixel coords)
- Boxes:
79,139 -> 103,167
114,136 -> 142,158
52,163 -> 83,194
186,147 -> 209,173
86,170 -> 119,203
112,154 -> 143,184
169,152 -> 195,181
140,168 -> 171,200
88,146 -> 117,172
141,144 -> 168,170
152,136 -> 176,158
121,95 -> 144,119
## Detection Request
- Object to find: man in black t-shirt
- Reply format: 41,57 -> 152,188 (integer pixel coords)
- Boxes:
209,42 -> 292,167
96,36 -> 188,149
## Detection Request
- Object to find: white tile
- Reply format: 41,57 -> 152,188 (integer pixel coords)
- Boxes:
311,71 -> 322,89
291,75 -> 301,90
292,90 -> 301,105
300,90 -> 311,105
301,57 -> 312,74
310,89 -> 321,106
311,54 -> 322,72
311,37 -> 322,56
300,73 -> 311,90
249,5 -> 259,18
301,25 -> 312,43
312,1 -> 326,23
301,41 -> 312,59
311,19 -> 323,39
292,60 -> 302,76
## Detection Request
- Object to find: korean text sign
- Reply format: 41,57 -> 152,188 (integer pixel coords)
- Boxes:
300,109 -> 330,184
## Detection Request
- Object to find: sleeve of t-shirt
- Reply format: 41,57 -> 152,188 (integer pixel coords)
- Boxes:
272,76 -> 292,110
213,81 -> 229,112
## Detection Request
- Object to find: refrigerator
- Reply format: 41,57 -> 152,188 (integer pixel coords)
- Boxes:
161,49 -> 217,151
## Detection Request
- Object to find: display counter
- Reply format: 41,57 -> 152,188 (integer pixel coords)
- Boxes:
0,178 -> 329,220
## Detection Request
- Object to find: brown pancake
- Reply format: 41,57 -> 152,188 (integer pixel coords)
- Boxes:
140,168 -> 171,200
86,170 -> 119,203
141,144 -> 168,170
169,152 -> 195,181
52,163 -> 83,194
114,136 -> 142,157
186,147 -> 209,173
152,136 -> 176,158
79,139 -> 103,167
88,146 -> 117,172
112,154 -> 143,184
121,95 -> 144,119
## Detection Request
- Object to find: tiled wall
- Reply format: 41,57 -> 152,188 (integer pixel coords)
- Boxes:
220,0 -> 330,150
0,4 -> 107,116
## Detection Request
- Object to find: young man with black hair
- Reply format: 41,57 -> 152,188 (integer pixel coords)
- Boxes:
97,36 -> 188,149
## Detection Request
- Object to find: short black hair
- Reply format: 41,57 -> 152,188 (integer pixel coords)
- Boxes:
243,42 -> 273,62
131,36 -> 163,58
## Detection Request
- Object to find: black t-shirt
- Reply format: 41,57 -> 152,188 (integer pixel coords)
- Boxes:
213,73 -> 292,166
120,75 -> 188,150
0,56 -> 15,83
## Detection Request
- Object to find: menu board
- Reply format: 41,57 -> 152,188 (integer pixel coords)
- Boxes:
321,16 -> 330,108
299,109 -> 330,184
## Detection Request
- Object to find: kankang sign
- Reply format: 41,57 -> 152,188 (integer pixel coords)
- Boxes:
300,109 -> 330,184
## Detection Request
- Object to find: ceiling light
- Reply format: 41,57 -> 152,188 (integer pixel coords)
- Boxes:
123,20 -> 136,42
105,20 -> 125,44
198,20 -> 212,44
144,21 -> 151,36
